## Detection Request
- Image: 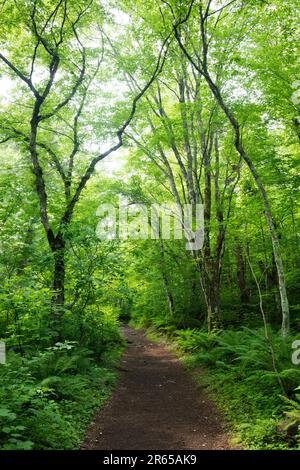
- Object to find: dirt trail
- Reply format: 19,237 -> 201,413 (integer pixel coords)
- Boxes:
82,326 -> 234,450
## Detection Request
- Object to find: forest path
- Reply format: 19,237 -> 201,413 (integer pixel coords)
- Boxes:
82,326 -> 234,450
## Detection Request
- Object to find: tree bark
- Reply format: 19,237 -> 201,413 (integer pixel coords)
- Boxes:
235,243 -> 249,304
207,282 -> 220,333
202,130 -> 221,332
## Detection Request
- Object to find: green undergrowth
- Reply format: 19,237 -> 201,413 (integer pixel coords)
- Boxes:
0,339 -> 125,450
136,322 -> 300,450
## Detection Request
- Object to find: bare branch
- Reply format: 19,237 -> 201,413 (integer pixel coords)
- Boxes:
59,34 -> 172,229
0,135 -> 14,144
0,52 -> 41,99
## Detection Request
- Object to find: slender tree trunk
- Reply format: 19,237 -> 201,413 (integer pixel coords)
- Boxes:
52,235 -> 65,313
259,255 -> 281,325
206,280 -> 221,333
203,73 -> 290,337
247,253 -> 286,395
174,19 -> 290,336
159,237 -> 175,317
50,237 -> 65,343
292,118 -> 300,144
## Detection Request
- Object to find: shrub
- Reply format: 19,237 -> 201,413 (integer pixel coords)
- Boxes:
0,340 -> 120,449
170,326 -> 300,449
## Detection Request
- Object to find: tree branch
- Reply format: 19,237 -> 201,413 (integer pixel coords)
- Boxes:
0,52 -> 41,99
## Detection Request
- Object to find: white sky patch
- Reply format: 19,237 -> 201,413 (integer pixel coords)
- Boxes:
93,78 -> 129,107
0,76 -> 15,105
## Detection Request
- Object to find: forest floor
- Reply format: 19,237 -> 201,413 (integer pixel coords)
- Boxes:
82,326 -> 235,450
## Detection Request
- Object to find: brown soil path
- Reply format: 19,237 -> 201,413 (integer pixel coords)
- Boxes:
82,326 -> 234,450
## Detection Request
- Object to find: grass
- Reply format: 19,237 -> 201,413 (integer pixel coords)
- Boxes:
0,340 -> 125,450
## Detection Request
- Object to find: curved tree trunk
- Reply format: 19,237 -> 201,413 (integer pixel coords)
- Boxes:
159,237 -> 175,317
52,239 -> 65,311
205,74 -> 290,337
235,243 -> 249,305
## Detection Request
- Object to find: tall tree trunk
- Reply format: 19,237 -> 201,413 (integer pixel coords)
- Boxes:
202,132 -> 221,332
235,243 -> 249,304
200,63 -> 290,336
206,278 -> 221,333
174,15 -> 290,336
50,236 -> 65,343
